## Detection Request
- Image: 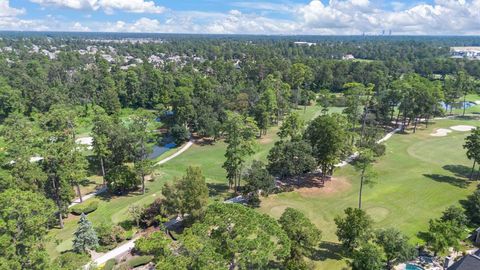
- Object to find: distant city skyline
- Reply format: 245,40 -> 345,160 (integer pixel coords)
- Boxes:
1,0 -> 480,35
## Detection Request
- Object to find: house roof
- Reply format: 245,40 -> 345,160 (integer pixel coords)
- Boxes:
448,254 -> 480,270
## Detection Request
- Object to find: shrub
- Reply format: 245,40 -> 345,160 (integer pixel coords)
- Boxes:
113,263 -> 129,270
135,232 -> 171,257
53,251 -> 89,270
332,95 -> 347,107
103,259 -> 116,270
127,256 -> 154,268
70,199 -> 99,215
170,124 -> 190,145
124,229 -> 136,240
139,198 -> 168,228
105,165 -> 138,194
111,225 -> 126,242
95,223 -> 126,248
95,223 -> 115,247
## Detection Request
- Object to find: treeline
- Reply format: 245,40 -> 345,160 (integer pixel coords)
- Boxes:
1,36 -> 480,269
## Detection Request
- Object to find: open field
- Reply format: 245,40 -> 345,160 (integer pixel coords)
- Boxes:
259,117 -> 478,269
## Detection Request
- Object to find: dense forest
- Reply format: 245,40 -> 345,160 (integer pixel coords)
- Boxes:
1,34 -> 480,269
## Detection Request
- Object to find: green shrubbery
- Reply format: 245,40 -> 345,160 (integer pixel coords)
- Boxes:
113,256 -> 153,270
170,124 -> 190,145
103,258 -> 116,270
52,251 -> 89,270
124,229 -> 136,240
139,198 -> 169,228
94,223 -> 126,251
127,256 -> 153,268
70,199 -> 99,215
105,165 -> 139,194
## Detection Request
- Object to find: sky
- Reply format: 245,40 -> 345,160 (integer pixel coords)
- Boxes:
0,0 -> 480,35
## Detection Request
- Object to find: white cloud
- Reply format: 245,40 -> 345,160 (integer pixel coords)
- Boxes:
72,22 -> 90,31
0,0 -> 26,17
231,1 -> 294,13
29,0 -> 166,14
103,17 -> 188,33
98,0 -> 165,14
203,10 -> 298,34
0,17 -> 51,31
29,0 -> 97,10
2,0 -> 480,35
96,11 -> 299,35
297,0 -> 480,34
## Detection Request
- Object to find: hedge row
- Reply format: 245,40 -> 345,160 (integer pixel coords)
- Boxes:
103,259 -> 116,270
127,256 -> 154,268
70,199 -> 99,215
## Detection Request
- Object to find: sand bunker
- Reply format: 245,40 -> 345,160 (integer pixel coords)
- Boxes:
76,136 -> 93,150
430,128 -> 452,137
76,136 -> 93,145
475,100 -> 480,105
450,125 -> 476,132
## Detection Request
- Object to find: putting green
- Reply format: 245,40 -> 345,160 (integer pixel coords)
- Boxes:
408,132 -> 468,166
259,118 -> 478,269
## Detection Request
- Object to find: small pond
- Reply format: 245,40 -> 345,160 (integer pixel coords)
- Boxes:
149,115 -> 177,160
149,142 -> 176,159
440,101 -> 476,111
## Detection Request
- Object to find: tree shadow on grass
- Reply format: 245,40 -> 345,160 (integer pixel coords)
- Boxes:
423,174 -> 470,188
309,241 -> 345,262
455,115 -> 479,121
443,164 -> 473,179
96,191 -> 113,202
417,231 -> 430,243
118,220 -> 134,230
79,178 -> 97,187
86,155 -> 101,176
207,182 -> 230,198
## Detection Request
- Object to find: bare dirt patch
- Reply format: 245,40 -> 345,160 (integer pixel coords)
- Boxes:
259,134 -> 274,145
296,177 -> 352,198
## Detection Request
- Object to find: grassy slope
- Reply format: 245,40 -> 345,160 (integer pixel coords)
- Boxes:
49,105 -> 478,269
47,105 -> 332,258
259,118 -> 477,269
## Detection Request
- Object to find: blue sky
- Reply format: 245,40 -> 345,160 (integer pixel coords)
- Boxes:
1,0 -> 479,35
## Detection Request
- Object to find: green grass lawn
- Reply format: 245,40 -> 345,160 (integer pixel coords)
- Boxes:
47,105 -> 330,258
258,117 -> 478,269
449,94 -> 480,115
48,105 -> 477,269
